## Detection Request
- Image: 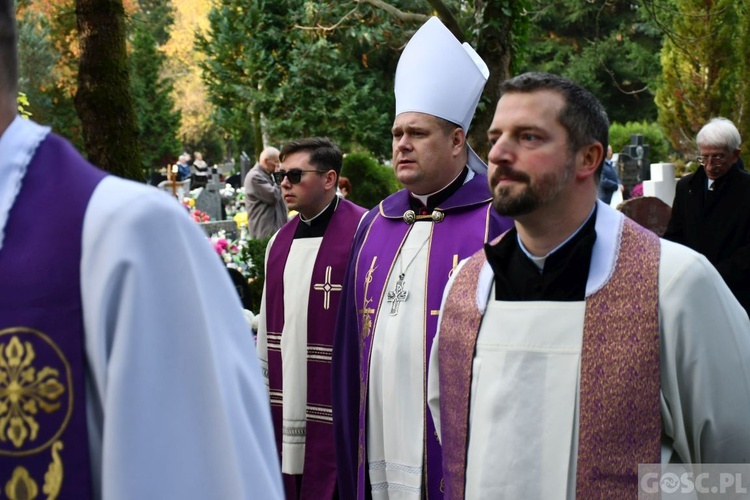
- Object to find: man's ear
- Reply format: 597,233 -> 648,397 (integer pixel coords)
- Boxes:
452,127 -> 466,155
731,148 -> 742,163
576,142 -> 605,180
325,170 -> 338,191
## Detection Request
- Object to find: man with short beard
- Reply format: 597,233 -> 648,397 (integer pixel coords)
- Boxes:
427,72 -> 750,499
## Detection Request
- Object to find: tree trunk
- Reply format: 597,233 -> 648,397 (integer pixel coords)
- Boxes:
75,0 -> 142,180
469,1 -> 515,161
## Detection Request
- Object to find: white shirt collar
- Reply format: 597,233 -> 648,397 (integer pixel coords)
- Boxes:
410,166 -> 474,205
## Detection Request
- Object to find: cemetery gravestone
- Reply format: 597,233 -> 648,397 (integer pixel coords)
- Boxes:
618,196 -> 672,237
195,174 -> 223,222
240,151 -> 251,187
198,220 -> 238,239
157,179 -> 191,200
643,163 -> 676,207
617,153 -> 641,197
622,134 -> 650,183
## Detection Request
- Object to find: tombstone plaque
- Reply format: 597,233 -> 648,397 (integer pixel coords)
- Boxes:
195,175 -> 223,222
617,153 -> 641,196
198,220 -> 238,239
617,196 -> 672,237
622,134 -> 651,183
240,152 -> 251,187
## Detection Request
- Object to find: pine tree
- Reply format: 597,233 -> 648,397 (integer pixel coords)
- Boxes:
653,0 -> 744,154
130,13 -> 181,178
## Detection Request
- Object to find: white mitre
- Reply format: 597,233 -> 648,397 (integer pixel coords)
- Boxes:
394,16 -> 490,174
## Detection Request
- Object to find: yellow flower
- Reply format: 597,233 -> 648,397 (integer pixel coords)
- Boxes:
233,211 -> 248,227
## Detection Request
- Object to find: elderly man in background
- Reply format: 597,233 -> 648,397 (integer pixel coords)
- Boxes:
244,146 -> 288,239
664,117 -> 750,314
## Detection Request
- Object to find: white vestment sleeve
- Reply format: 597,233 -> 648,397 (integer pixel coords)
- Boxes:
658,240 -> 750,463
81,177 -> 283,500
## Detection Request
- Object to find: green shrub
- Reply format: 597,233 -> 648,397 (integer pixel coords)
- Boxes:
241,235 -> 272,312
609,121 -> 672,164
341,153 -> 401,210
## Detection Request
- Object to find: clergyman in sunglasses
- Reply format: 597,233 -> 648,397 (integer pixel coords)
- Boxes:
256,137 -> 367,499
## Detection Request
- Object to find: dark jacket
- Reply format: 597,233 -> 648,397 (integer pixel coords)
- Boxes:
597,159 -> 620,204
664,164 -> 750,313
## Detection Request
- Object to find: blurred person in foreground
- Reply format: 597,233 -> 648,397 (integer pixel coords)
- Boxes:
0,2 -> 282,497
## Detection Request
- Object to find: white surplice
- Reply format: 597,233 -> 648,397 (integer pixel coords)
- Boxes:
368,222 -> 432,499
257,235 -> 322,474
0,117 -> 283,500
428,201 -> 750,499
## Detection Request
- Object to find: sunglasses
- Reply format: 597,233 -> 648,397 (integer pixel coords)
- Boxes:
272,169 -> 324,185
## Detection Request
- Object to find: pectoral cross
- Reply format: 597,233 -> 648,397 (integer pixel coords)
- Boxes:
386,273 -> 409,315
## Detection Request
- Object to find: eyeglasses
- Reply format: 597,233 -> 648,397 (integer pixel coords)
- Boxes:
272,169 -> 323,184
697,153 -> 727,166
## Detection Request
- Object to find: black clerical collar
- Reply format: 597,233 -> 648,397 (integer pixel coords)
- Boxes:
294,195 -> 339,238
408,166 -> 469,214
485,205 -> 598,301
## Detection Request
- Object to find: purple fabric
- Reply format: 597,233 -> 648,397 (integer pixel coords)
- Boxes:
0,133 -> 106,498
332,173 -> 512,499
265,198 -> 366,499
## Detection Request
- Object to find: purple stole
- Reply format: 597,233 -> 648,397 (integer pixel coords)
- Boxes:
265,198 -> 366,499
438,218 -> 662,499
353,175 -> 510,500
0,133 -> 105,498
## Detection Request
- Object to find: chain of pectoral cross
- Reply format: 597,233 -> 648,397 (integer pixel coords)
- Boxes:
386,235 -> 431,315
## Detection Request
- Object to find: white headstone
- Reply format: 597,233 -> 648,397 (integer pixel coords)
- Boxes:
643,163 -> 676,207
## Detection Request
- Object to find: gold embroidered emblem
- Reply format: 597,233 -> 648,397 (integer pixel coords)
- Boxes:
42,441 -> 63,499
5,466 -> 38,499
358,256 -> 378,341
313,266 -> 343,310
3,441 -> 63,500
0,336 -> 65,449
0,327 -> 73,458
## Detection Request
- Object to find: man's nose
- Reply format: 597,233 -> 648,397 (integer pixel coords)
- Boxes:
488,136 -> 513,164
395,135 -> 412,151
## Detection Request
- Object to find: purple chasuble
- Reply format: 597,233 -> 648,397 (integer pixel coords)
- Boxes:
0,133 -> 106,498
265,198 -> 366,499
332,173 -> 512,500
437,218 -> 661,499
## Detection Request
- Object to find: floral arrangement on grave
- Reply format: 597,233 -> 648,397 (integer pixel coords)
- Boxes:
210,230 -> 253,277
221,184 -> 245,219
191,209 -> 210,223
